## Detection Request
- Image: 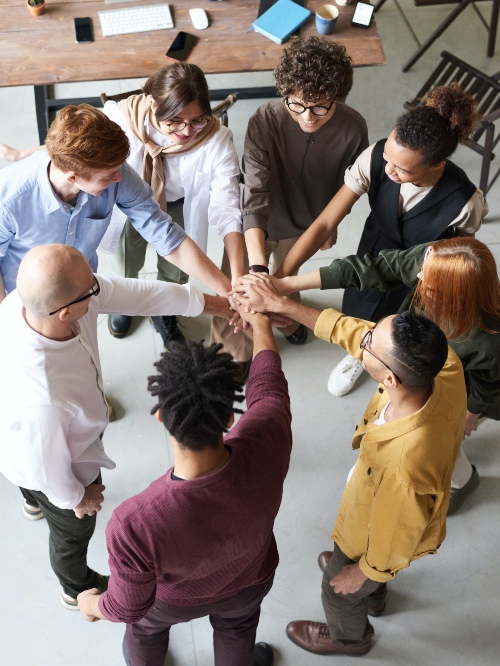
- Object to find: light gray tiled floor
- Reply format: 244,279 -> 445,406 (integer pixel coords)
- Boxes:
1,2 -> 500,665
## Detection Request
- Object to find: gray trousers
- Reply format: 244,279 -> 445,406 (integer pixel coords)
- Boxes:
109,201 -> 188,284
321,543 -> 386,645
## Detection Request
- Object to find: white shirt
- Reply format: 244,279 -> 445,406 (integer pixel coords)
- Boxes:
0,275 -> 204,509
344,143 -> 488,234
99,101 -> 242,254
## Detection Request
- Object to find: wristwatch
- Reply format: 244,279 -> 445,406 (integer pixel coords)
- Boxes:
249,265 -> 270,273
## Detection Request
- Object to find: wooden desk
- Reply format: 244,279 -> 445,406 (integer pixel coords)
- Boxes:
0,0 -> 385,139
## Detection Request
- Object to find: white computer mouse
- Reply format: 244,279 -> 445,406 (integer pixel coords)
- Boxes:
189,7 -> 209,30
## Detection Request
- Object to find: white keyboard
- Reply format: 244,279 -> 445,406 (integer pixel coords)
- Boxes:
98,3 -> 174,37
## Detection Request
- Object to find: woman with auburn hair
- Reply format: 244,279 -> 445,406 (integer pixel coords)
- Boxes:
263,236 -> 500,512
273,83 -> 488,395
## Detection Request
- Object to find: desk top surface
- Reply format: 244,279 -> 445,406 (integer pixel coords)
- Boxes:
0,0 -> 385,87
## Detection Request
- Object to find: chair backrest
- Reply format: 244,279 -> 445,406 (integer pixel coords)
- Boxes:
404,51 -> 500,193
404,51 -> 500,142
100,91 -> 237,128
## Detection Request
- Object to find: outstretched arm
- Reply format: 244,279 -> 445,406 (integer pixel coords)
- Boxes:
274,185 -> 360,278
165,236 -> 231,297
0,143 -> 44,162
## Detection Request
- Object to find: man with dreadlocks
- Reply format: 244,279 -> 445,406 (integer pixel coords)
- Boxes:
77,305 -> 291,666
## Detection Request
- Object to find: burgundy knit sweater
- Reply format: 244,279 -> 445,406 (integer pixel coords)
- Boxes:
99,350 -> 292,623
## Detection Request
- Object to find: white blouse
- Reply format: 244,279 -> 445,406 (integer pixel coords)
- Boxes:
99,101 -> 242,254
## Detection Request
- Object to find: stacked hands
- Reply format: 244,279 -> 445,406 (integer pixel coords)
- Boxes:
227,273 -> 291,330
228,273 -> 288,326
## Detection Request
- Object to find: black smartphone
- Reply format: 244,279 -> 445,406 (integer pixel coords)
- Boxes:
165,32 -> 198,61
351,2 -> 375,29
74,17 -> 94,43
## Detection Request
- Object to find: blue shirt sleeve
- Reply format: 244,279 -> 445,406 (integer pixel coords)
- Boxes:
115,163 -> 186,257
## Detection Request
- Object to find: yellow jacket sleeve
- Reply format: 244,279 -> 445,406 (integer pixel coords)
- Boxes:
314,308 -> 374,361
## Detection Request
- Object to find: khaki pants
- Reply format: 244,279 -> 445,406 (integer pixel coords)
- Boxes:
109,201 -> 188,284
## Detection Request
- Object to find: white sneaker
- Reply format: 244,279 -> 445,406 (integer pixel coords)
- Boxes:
327,355 -> 364,397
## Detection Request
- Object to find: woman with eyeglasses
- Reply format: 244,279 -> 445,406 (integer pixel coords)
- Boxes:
267,236 -> 499,512
240,36 -> 369,346
273,83 -> 488,392
100,63 -> 250,368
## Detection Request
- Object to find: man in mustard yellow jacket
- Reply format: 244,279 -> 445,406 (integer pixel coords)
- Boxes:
231,274 -> 467,656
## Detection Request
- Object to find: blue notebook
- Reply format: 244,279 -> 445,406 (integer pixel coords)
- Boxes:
252,0 -> 311,45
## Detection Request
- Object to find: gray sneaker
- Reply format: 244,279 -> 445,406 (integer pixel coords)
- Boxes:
21,499 -> 44,521
448,465 -> 480,514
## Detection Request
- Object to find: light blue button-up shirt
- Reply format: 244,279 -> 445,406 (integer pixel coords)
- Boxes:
0,150 -> 186,294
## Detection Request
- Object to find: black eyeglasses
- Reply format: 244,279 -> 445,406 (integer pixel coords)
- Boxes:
49,276 -> 100,316
285,97 -> 335,117
360,323 -> 403,385
164,116 -> 210,132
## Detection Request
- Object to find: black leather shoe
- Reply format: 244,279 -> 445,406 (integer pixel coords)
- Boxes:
254,642 -> 273,666
108,315 -> 132,338
285,323 -> 308,345
150,315 -> 186,351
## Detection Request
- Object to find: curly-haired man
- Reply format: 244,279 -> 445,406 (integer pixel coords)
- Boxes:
240,36 -> 368,345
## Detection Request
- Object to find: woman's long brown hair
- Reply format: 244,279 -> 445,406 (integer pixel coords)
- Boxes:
412,237 -> 500,339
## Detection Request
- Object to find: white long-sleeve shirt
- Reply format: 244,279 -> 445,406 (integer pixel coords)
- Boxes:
99,101 -> 242,255
0,275 -> 204,509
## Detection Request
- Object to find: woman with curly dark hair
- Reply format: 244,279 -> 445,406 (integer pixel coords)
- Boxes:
275,83 -> 488,394
240,35 -> 369,346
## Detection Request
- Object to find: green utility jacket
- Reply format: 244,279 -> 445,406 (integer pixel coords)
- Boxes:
320,243 -> 500,419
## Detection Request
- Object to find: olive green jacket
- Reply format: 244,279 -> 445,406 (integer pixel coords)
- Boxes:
314,308 -> 466,583
320,243 -> 500,419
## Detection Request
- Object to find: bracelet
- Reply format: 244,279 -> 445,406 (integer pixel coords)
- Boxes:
249,265 -> 269,274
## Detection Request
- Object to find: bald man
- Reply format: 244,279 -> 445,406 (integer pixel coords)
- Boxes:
0,244 -> 232,611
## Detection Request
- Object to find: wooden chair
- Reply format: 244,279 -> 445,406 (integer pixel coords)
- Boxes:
374,0 -> 500,72
404,51 -> 500,194
100,91 -> 238,128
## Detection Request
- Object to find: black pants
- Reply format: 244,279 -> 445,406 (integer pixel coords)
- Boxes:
126,576 -> 274,666
20,474 -> 102,598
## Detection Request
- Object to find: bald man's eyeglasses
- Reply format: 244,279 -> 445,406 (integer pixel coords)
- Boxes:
360,323 -> 403,385
49,276 -> 100,316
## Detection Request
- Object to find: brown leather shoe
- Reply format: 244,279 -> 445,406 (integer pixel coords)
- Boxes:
318,551 -> 386,617
286,621 -> 371,655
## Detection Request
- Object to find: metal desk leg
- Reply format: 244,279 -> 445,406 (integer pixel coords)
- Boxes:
487,0 -> 500,57
374,0 -> 389,12
34,85 -> 51,145
401,0 -> 471,72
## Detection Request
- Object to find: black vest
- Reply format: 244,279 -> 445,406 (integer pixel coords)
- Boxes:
343,139 -> 477,320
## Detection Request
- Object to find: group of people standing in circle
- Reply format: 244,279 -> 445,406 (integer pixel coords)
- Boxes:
0,32 -> 496,666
